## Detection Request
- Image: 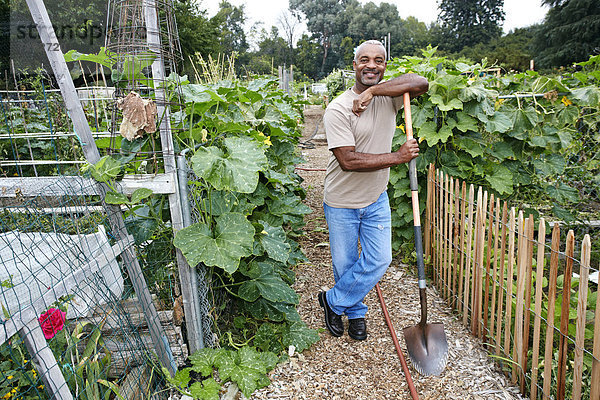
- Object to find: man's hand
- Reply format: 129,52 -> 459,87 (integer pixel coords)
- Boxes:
352,90 -> 374,116
395,138 -> 419,163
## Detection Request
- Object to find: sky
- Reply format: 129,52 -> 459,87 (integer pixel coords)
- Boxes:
204,0 -> 549,36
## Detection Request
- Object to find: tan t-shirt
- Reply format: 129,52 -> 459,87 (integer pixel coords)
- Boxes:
323,88 -> 401,208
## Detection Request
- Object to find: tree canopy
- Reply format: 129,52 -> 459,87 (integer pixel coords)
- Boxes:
533,0 -> 600,68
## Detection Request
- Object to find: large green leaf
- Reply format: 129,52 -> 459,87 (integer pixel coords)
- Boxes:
173,212 -> 254,273
215,347 -> 277,398
570,86 -> 600,106
533,154 -> 566,176
485,111 -> 513,133
547,183 -> 579,203
258,220 -> 291,263
455,113 -> 478,132
189,348 -> 228,377
484,165 -> 514,195
189,379 -> 220,400
282,321 -> 320,353
191,136 -> 267,193
238,268 -> 298,304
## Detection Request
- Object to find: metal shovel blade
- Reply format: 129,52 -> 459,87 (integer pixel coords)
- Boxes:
403,322 -> 448,376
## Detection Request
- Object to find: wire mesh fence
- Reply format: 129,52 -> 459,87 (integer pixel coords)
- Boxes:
0,175 -> 188,399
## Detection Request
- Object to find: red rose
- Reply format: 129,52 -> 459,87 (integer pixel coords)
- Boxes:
38,308 -> 66,340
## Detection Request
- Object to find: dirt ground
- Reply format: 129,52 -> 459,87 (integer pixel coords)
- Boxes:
250,140 -> 524,400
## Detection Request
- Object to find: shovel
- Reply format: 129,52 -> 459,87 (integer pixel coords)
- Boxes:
401,92 -> 448,376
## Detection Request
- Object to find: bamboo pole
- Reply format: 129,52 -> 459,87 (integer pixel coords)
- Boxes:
530,218 -> 546,400
520,215 -> 535,393
557,230 -> 575,400
572,235 -> 591,400
513,211 -> 525,384
495,202 -> 508,356
483,194 -> 495,341
470,187 -> 483,334
591,265 -> 600,400
542,224 -> 561,399
489,197 -> 500,346
462,184 -> 475,326
503,207 -> 516,359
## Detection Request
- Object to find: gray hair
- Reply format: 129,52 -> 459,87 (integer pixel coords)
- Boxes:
354,40 -> 387,62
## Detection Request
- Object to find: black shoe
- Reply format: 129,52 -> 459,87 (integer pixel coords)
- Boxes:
318,291 -> 343,337
348,318 -> 367,340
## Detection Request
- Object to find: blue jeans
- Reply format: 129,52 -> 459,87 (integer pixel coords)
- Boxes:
323,191 -> 392,319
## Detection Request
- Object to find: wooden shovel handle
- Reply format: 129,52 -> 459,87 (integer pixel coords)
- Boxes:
403,93 -> 427,293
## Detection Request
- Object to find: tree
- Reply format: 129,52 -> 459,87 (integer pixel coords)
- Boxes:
174,0 -> 220,74
533,0 -> 600,68
459,26 -> 537,71
289,0 -> 356,76
247,26 -> 290,75
294,34 -> 321,80
211,0 -> 249,56
277,9 -> 301,64
436,0 -> 505,53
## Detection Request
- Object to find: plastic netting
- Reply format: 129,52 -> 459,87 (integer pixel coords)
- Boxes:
0,176 -> 187,399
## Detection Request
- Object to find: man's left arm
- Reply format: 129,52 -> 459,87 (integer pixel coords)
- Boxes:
353,73 -> 428,116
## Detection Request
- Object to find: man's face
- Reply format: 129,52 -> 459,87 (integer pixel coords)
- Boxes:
353,44 -> 386,87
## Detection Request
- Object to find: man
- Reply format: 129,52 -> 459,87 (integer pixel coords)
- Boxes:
318,40 -> 428,340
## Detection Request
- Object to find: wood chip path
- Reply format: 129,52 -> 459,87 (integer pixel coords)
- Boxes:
250,141 -> 524,400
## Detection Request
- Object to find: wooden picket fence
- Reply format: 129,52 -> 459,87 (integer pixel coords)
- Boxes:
424,164 -> 600,400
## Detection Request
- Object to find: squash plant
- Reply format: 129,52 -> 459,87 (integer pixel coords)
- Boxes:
170,77 -> 319,397
385,47 -> 600,253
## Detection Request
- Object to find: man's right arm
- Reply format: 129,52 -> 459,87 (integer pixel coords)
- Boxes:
331,139 -> 419,172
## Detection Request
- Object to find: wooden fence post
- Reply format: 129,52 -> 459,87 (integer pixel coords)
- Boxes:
457,181 -> 467,313
543,224 -> 561,399
451,178 -> 461,309
572,234 -> 591,400
513,211 -> 525,384
444,174 -> 450,300
495,202 -> 508,356
462,184 -> 475,326
530,218 -> 547,400
557,230 -> 575,400
483,194 -> 495,341
425,164 -> 433,264
591,264 -> 600,400
520,216 -> 535,393
503,207 -> 516,360
489,197 -> 501,345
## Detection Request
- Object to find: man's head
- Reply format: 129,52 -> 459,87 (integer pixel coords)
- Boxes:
353,40 -> 387,89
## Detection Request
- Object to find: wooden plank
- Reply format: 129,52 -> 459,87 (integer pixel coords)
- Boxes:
543,224 -> 561,399
483,194 -> 495,340
512,212 -> 526,384
451,178 -> 461,309
489,197 -> 501,346
503,207 -> 516,358
530,218 -> 546,400
495,202 -> 508,356
0,173 -> 177,198
591,263 -> 600,400
520,215 -> 535,393
20,318 -> 73,400
462,184 -> 475,326
557,230 -> 575,400
572,235 -> 591,400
